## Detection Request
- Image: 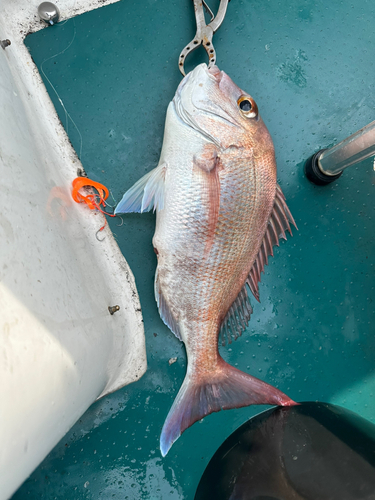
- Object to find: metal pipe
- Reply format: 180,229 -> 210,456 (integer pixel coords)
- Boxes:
319,120 -> 375,175
305,120 -> 375,185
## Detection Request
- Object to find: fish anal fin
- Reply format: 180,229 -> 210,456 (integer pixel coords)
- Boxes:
219,286 -> 253,346
160,357 -> 296,456
154,269 -> 182,341
247,184 -> 297,302
114,163 -> 166,214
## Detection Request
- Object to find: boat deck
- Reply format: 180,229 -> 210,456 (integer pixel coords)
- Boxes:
13,0 -> 375,497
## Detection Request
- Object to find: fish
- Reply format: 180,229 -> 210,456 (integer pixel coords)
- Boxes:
115,63 -> 297,456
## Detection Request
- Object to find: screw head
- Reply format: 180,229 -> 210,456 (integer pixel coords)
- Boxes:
38,2 -> 60,25
0,39 -> 11,49
108,305 -> 120,315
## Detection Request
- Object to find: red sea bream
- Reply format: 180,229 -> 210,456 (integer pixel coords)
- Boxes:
115,63 -> 297,456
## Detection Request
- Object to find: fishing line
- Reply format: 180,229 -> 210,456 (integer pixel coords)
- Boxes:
37,7 -> 123,237
40,18 -> 83,160
102,190 -> 118,208
101,191 -> 124,226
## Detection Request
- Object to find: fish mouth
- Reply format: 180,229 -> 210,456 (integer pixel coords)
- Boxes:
207,65 -> 223,84
172,64 -> 221,146
172,94 -> 222,148
172,63 -> 240,147
175,69 -> 191,99
175,63 -> 221,100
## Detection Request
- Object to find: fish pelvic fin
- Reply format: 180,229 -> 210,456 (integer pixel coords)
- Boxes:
160,357 -> 296,456
155,268 -> 182,341
114,163 -> 166,214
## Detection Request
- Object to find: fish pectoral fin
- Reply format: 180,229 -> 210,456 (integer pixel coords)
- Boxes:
219,285 -> 253,346
154,269 -> 182,341
160,357 -> 296,456
247,184 -> 297,302
193,143 -> 219,173
114,163 -> 167,214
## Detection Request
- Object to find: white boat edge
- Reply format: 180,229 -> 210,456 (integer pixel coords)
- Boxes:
0,1 -> 147,498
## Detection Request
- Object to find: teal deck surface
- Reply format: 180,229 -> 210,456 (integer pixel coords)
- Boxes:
14,0 -> 375,497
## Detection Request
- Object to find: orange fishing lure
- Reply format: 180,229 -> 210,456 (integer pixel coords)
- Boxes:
71,177 -> 116,235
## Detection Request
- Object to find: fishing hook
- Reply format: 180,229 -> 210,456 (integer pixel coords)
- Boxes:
96,227 -> 106,242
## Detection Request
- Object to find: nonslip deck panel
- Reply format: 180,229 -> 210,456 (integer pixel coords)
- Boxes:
13,0 -> 375,498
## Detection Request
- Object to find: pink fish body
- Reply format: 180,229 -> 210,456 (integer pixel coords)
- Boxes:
115,63 -> 297,456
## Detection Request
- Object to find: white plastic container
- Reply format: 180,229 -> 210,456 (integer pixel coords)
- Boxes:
0,1 -> 146,498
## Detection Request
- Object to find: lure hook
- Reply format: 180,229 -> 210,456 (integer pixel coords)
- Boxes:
96,226 -> 106,242
71,176 -> 121,239
116,216 -> 124,227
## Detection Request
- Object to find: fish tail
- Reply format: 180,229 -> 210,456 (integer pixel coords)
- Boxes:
160,358 -> 296,456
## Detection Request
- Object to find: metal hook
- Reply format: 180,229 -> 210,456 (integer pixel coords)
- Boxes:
179,0 -> 229,76
96,227 -> 105,241
116,216 -> 124,227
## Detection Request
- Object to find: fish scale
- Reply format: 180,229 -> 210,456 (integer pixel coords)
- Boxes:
115,63 -> 297,456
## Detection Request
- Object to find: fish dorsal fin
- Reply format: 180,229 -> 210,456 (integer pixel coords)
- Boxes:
247,184 -> 297,303
154,269 -> 182,341
114,163 -> 166,214
219,286 -> 253,346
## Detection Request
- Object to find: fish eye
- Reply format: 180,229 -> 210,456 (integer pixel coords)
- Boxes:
239,99 -> 251,111
237,95 -> 258,119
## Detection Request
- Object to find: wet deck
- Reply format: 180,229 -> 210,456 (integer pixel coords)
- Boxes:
13,0 -> 375,497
